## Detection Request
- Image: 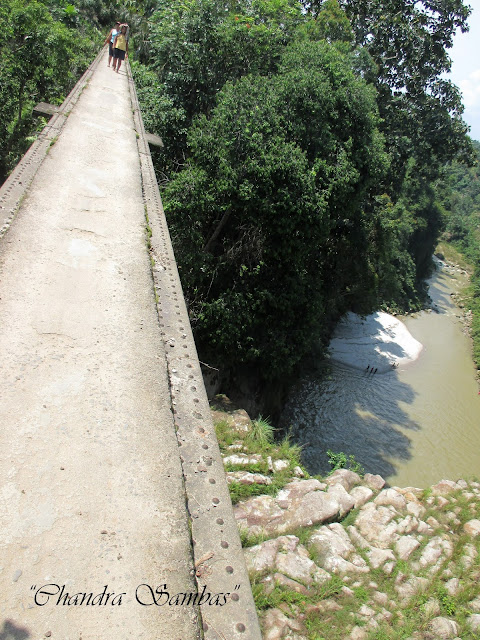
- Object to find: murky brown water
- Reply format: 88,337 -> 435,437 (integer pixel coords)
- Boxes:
282,264 -> 480,488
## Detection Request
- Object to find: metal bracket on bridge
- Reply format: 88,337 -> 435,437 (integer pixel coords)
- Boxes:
33,102 -> 60,117
145,132 -> 164,148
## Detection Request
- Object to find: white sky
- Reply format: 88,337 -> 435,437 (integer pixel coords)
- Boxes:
448,0 -> 480,141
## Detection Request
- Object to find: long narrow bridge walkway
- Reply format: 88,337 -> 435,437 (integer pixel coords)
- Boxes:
0,50 -> 261,640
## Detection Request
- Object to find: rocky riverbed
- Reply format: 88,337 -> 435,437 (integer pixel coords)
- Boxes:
212,396 -> 480,640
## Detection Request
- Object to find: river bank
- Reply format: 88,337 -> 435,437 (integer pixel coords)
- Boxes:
279,258 -> 480,488
212,398 -> 480,640
433,250 -> 479,382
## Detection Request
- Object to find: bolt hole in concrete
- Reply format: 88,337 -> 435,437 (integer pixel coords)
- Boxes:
226,566 -> 234,574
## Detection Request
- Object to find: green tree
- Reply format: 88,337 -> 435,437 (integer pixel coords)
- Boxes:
0,0 -> 102,183
138,0 -> 304,170
164,41 -> 388,378
440,140 -> 480,369
339,0 -> 472,180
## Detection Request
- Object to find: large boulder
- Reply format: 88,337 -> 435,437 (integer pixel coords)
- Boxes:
431,480 -> 458,496
428,617 -> 458,639
210,394 -> 252,433
417,537 -> 453,570
464,519 -> 480,537
354,503 -> 399,549
467,614 -> 480,632
226,471 -> 272,485
244,535 -> 330,586
235,495 -> 285,536
262,608 -> 307,640
363,473 -> 386,491
395,535 -> 420,560
325,469 -> 362,491
310,523 -> 368,574
374,488 -> 407,511
350,485 -> 374,508
235,480 -> 355,536
223,453 -> 263,466
276,480 -> 326,509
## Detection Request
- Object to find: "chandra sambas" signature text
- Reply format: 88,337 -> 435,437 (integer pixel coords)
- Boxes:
30,583 -> 240,607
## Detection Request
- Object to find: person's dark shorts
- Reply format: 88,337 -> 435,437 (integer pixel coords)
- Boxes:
109,42 -> 114,57
114,48 -> 126,61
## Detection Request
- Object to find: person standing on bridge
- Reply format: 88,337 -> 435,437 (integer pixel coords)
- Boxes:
112,24 -> 129,73
104,21 -> 121,68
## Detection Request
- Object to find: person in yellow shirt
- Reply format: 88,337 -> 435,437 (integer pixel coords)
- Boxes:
112,24 -> 129,73
104,20 -> 121,67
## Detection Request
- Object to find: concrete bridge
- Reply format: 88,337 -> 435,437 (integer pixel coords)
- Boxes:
0,48 -> 261,640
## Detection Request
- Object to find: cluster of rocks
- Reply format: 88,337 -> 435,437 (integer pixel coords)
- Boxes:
238,472 -> 480,639
212,398 -> 480,640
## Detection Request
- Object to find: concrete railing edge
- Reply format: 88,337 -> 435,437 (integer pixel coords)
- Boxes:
126,62 -> 263,640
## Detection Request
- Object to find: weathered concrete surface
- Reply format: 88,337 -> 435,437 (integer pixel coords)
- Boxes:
0,51 -> 199,639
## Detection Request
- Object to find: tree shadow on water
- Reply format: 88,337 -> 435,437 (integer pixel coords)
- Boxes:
0,620 -> 31,640
280,360 -> 421,483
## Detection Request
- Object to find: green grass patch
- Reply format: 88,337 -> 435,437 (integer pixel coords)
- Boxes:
214,414 -> 309,506
246,415 -> 275,448
239,528 -> 269,548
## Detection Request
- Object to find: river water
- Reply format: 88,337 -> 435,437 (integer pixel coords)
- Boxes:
282,264 -> 480,488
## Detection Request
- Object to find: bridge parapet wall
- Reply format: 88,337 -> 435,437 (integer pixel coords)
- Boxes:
126,65 -> 263,640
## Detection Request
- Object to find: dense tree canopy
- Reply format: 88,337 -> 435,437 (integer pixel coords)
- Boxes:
130,0 -> 475,391
164,40 -> 389,376
440,141 -> 480,369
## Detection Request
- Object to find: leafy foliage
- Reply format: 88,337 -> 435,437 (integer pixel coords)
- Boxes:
0,0 -> 108,183
441,140 -> 480,370
326,450 -> 364,475
163,40 -> 390,377
129,0 -> 474,395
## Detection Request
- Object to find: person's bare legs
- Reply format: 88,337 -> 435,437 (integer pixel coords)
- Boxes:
112,55 -> 117,71
116,60 -> 122,73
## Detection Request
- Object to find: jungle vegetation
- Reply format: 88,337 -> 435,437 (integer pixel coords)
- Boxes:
131,0 -> 476,390
441,140 -> 480,369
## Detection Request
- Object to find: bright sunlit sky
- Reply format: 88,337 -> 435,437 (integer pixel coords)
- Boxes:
449,0 -> 480,141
